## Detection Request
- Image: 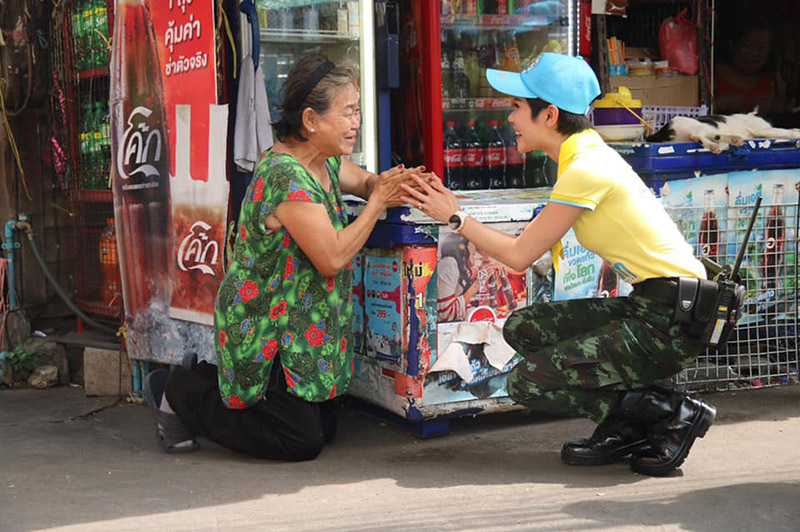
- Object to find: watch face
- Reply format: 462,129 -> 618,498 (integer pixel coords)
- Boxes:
448,214 -> 460,230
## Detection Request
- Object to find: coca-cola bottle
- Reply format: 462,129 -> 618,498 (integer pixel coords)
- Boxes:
476,31 -> 496,97
463,120 -> 485,190
485,120 -> 507,189
762,183 -> 786,288
698,189 -> 719,262
451,34 -> 471,100
499,269 -> 517,311
505,123 -> 525,188
443,121 -> 464,190
441,31 -> 453,100
597,261 -> 619,298
110,0 -> 172,317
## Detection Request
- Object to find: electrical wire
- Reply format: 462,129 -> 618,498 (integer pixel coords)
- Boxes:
0,81 -> 33,201
18,227 -> 116,335
0,259 -> 8,351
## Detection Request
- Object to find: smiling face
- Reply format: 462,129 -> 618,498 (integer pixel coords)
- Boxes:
311,83 -> 361,157
507,97 -> 550,154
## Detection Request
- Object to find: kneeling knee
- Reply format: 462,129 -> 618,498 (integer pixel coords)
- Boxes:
285,432 -> 325,462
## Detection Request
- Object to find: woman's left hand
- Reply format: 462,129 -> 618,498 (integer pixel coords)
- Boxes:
400,174 -> 461,224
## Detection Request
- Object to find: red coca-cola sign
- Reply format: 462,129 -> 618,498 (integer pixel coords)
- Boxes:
464,148 -> 484,168
485,147 -> 506,167
444,149 -> 463,167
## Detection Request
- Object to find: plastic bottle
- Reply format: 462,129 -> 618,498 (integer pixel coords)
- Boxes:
441,32 -> 453,100
597,262 -> 619,298
96,100 -> 111,178
337,1 -> 348,35
762,183 -> 786,288
80,101 -> 94,184
698,189 -> 719,262
90,101 -> 103,181
499,269 -> 516,311
451,39 -> 471,100
276,7 -> 293,29
463,38 -> 481,99
463,0 -> 478,15
476,32 -> 495,97
502,31 -> 521,71
94,0 -> 109,68
72,0 -> 85,70
505,123 -> 525,188
485,120 -> 507,189
443,121 -> 464,190
347,1 -> 359,38
99,218 -> 122,306
463,120 -> 485,190
303,5 -> 319,35
82,0 -> 96,70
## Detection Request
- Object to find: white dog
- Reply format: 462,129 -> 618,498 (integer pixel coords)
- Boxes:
646,111 -> 800,153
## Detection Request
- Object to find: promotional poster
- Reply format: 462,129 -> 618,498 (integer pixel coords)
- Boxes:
424,223 -> 528,404
553,229 -> 631,301
727,170 -> 799,321
110,0 -> 227,360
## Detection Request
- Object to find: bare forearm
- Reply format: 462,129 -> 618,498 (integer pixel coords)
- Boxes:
327,196 -> 384,273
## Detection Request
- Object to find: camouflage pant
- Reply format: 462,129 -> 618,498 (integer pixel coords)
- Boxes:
503,293 -> 704,423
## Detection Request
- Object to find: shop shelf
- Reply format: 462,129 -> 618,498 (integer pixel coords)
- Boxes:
441,14 -> 569,31
77,66 -> 110,81
259,29 -> 359,44
75,189 -> 113,203
77,299 -> 122,319
442,97 -> 513,110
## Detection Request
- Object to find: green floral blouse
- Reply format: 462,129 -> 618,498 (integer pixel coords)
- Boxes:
214,151 -> 354,409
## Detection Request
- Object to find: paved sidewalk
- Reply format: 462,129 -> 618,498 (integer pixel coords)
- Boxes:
1,385 -> 798,531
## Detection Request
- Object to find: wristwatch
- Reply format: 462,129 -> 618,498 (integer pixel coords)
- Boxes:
448,210 -> 468,233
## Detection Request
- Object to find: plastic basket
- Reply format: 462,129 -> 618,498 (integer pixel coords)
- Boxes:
642,105 -> 709,132
588,105 -> 709,133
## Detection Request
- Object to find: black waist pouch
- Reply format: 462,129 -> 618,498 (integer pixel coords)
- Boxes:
673,277 -> 745,348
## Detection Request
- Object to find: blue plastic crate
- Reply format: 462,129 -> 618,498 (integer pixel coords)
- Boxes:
614,139 -> 800,183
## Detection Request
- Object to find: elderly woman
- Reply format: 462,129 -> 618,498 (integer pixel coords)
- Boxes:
145,53 -> 421,461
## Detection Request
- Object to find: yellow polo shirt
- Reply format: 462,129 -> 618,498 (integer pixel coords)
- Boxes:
549,129 -> 705,283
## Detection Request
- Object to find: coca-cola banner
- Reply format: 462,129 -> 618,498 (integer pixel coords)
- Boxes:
111,0 -> 227,363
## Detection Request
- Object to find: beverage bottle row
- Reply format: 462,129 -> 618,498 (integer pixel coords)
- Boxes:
443,119 -> 526,190
441,29 -> 520,100
258,1 -> 359,37
80,99 -> 112,187
442,0 -> 511,15
71,0 -> 110,72
98,217 -> 122,306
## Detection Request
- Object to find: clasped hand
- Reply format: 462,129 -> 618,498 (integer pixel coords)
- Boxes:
372,164 -> 435,209
400,174 -> 461,223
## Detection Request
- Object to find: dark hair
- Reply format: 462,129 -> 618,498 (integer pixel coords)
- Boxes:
526,98 -> 592,135
272,53 -> 360,142
440,233 -> 472,293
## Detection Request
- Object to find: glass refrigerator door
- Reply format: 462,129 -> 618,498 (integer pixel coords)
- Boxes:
439,0 -> 575,189
258,0 -> 377,172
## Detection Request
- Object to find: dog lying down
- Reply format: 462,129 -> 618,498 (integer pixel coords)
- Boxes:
645,111 -> 800,153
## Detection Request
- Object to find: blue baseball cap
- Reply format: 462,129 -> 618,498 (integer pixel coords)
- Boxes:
486,53 -> 601,115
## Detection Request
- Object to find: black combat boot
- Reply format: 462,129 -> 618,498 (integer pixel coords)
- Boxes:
561,416 -> 650,466
619,388 -> 716,477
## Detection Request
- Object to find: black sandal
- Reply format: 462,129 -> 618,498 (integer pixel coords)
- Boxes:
144,369 -> 199,454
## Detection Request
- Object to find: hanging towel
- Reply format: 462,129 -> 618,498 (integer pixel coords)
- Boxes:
234,55 -> 273,173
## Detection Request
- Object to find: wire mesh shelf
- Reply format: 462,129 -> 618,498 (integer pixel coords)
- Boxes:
665,195 -> 799,392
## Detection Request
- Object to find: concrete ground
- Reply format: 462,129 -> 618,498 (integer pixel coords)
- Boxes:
1,385 -> 798,532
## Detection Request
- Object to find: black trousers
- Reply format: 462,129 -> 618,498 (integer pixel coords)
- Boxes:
165,357 -> 338,461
